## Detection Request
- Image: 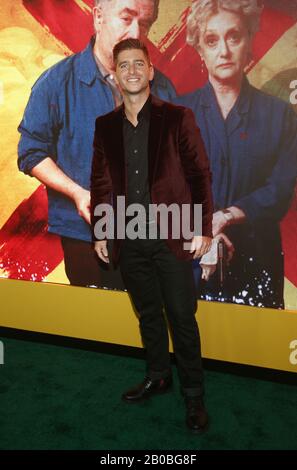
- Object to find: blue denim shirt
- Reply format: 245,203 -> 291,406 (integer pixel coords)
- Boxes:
18,39 -> 176,242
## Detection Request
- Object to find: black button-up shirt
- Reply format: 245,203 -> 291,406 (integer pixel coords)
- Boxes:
123,96 -> 152,222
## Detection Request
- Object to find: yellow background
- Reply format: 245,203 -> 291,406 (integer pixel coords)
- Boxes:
1,278 -> 297,373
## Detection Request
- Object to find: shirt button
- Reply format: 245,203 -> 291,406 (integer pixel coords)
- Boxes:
135,170 -> 139,174
134,149 -> 138,154
136,190 -> 140,194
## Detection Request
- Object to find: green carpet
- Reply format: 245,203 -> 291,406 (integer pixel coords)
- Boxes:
0,337 -> 296,450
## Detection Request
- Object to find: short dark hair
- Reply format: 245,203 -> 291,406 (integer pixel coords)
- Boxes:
113,38 -> 151,65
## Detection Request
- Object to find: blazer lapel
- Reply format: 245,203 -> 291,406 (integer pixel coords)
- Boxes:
108,106 -> 126,194
148,95 -> 166,187
106,97 -> 165,195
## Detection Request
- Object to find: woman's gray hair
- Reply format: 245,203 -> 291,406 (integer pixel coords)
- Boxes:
187,0 -> 263,50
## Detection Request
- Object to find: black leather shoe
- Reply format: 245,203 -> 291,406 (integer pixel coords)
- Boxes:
185,397 -> 209,433
122,375 -> 173,403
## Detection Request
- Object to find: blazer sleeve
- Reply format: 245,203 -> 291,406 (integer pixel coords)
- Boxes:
178,107 -> 214,237
90,118 -> 113,241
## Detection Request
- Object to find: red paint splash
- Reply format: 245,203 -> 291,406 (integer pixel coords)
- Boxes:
0,186 -> 63,281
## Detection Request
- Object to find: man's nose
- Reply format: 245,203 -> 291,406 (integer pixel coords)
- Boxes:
128,62 -> 136,74
127,19 -> 141,39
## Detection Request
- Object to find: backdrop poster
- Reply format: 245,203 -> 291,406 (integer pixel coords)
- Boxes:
0,0 -> 296,316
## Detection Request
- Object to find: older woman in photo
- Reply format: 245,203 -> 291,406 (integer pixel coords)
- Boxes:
175,0 -> 297,308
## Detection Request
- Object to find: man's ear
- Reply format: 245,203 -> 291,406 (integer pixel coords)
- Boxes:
93,6 -> 103,33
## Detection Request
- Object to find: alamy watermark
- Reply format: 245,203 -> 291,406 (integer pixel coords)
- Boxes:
93,197 -> 203,250
0,340 -> 4,365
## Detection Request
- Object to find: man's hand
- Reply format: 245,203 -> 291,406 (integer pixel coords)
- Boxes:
199,232 -> 234,281
72,188 -> 91,225
190,236 -> 212,259
94,240 -> 109,263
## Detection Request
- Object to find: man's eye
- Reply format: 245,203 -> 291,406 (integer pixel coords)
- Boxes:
136,62 -> 144,67
120,64 -> 128,70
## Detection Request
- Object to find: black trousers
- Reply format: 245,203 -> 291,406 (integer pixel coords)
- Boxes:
119,235 -> 204,397
60,236 -> 125,289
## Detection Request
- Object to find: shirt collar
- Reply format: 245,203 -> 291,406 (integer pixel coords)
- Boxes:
78,36 -> 105,85
93,51 -> 116,82
234,76 -> 252,114
122,94 -> 152,121
138,94 -> 152,120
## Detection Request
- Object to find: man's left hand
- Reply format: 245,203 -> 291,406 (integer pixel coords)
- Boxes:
190,236 -> 212,259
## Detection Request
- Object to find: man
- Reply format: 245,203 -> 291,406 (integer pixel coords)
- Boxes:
90,38 -> 213,433
17,0 -> 175,288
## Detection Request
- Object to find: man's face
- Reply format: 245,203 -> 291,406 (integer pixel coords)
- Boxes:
115,48 -> 154,96
198,9 -> 251,85
94,0 -> 156,60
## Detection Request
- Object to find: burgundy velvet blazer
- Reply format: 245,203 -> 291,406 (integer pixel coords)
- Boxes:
90,95 -> 213,267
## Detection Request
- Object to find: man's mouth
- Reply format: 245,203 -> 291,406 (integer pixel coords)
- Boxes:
127,78 -> 140,82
